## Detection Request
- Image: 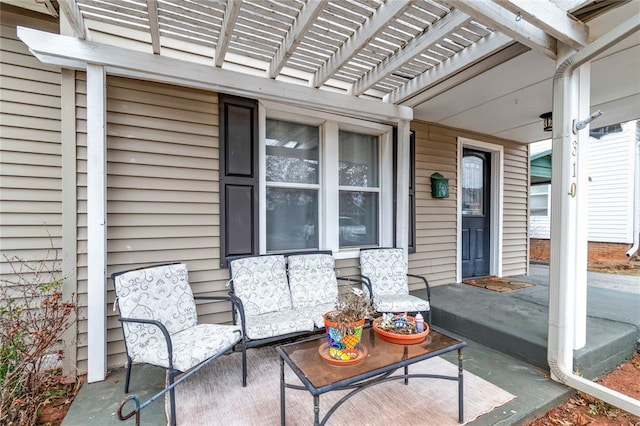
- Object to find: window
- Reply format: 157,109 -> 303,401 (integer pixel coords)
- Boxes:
265,119 -> 319,251
339,130 -> 379,247
530,184 -> 550,216
263,113 -> 391,255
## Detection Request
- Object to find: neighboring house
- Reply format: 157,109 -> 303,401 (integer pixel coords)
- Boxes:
0,1 -> 637,385
530,120 -> 640,263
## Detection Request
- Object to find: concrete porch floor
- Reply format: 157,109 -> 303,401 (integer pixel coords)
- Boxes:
62,264 -> 638,425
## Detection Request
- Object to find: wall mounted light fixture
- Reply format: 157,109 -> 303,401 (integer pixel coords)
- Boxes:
540,112 -> 552,132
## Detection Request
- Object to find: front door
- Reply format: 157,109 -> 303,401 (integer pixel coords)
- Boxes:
462,149 -> 491,278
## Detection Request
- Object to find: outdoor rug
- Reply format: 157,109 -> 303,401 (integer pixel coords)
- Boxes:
170,345 -> 515,425
463,276 -> 535,293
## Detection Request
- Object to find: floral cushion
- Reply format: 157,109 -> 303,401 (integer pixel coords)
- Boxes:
113,263 -> 242,371
114,263 -> 199,356
125,323 -> 242,372
360,248 -> 409,296
243,310 -> 315,340
374,295 -> 430,313
288,254 -> 339,310
229,255 -> 292,316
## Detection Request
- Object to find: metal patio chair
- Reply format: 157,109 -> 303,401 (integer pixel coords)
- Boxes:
359,248 -> 432,325
112,262 -> 246,426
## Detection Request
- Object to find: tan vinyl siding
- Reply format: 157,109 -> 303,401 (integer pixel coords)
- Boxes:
74,75 -> 228,371
0,7 -> 62,269
410,121 -> 529,285
410,122 -> 459,287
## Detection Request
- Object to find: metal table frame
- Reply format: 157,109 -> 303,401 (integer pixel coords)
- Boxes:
276,328 -> 467,426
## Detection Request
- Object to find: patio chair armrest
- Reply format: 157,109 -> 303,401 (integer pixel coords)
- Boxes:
355,274 -> 374,297
118,317 -> 174,369
407,273 -> 431,302
222,291 -> 247,335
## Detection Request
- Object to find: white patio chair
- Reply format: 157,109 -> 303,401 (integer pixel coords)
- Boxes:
112,262 -> 246,426
359,248 -> 431,324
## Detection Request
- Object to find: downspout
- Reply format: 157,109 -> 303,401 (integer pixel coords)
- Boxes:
626,122 -> 639,257
548,14 -> 640,416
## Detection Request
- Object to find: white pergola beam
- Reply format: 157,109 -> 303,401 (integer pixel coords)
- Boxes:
269,1 -> 326,78
352,9 -> 470,96
495,0 -> 589,49
387,31 -> 518,105
146,0 -> 161,54
215,0 -> 242,68
17,27 -> 412,123
447,0 -> 557,59
58,0 -> 86,39
312,0 -> 412,88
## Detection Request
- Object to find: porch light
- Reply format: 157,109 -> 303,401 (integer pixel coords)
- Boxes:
540,112 -> 552,132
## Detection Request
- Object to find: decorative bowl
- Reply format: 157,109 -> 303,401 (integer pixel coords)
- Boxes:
372,315 -> 430,345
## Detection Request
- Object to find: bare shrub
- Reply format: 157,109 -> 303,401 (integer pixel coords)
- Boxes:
1,245 -> 77,425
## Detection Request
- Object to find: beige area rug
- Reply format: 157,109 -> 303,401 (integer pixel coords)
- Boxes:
170,345 -> 514,425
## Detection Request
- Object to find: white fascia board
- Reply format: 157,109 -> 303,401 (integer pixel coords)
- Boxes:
17,27 -> 412,124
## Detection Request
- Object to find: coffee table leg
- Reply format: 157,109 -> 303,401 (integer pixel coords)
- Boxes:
458,348 -> 464,423
314,395 -> 320,426
280,358 -> 286,426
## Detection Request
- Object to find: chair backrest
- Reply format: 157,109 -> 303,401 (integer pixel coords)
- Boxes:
287,253 -> 339,309
359,248 -> 409,296
112,263 -> 198,357
228,255 -> 292,316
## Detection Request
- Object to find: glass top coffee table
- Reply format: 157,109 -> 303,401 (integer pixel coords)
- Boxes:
275,326 -> 467,426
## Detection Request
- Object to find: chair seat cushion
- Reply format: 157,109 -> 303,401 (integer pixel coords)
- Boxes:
134,323 -> 242,372
244,310 -> 315,340
374,295 -> 430,313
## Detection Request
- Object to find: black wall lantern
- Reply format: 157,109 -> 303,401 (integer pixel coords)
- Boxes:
540,112 -> 553,132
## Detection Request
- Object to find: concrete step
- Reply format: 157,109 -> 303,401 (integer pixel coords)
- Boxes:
416,283 -> 638,380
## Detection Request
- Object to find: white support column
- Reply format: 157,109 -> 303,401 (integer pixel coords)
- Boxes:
548,43 -> 579,376
86,64 -> 107,383
396,120 -> 411,253
573,63 -> 590,350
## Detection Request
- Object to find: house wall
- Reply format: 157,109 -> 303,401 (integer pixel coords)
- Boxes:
530,121 -> 637,244
0,7 -> 62,267
410,121 -> 529,283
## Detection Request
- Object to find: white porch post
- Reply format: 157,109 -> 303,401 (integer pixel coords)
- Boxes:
396,119 -> 411,253
86,64 -> 107,383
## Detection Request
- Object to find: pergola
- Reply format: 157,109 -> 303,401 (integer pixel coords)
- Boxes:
12,0 -> 640,415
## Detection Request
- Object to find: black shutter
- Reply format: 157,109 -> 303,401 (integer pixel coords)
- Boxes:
219,94 -> 259,267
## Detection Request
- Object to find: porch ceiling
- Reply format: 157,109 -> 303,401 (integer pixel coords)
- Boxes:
42,0 -> 640,143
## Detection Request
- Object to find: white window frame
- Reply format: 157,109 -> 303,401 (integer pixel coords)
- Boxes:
530,184 -> 551,217
259,101 -> 394,258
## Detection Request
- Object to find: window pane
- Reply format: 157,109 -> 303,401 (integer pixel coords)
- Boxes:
339,191 -> 378,247
266,188 -> 318,251
266,119 -> 319,184
462,156 -> 484,215
530,184 -> 549,216
339,131 -> 378,187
